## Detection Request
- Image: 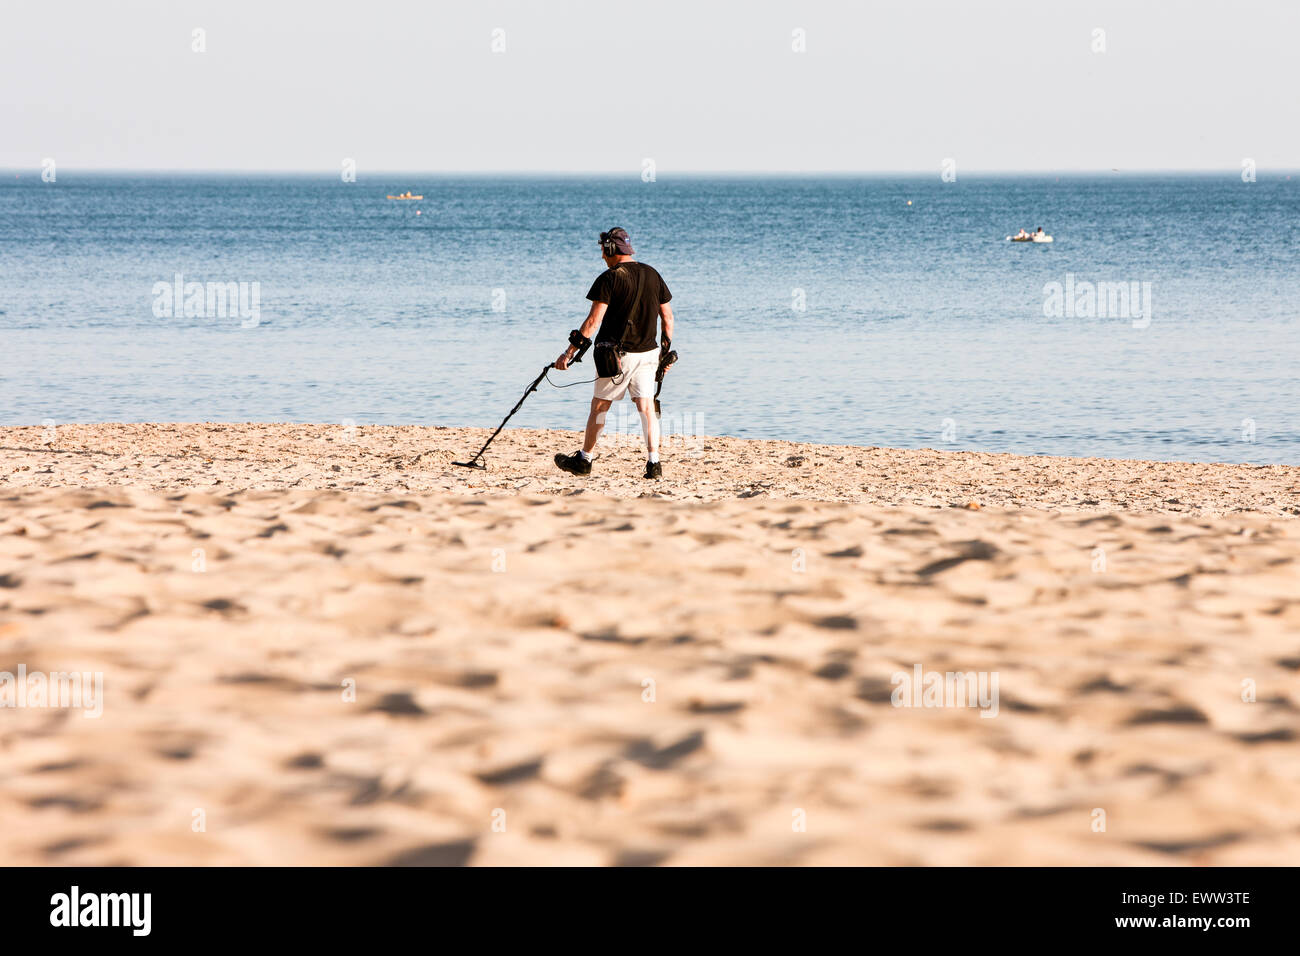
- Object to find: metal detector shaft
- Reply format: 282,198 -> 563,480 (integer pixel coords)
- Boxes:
453,338 -> 592,470
454,363 -> 553,469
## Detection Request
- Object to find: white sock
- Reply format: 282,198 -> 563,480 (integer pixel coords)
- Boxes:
647,451 -> 659,464
577,449 -> 592,461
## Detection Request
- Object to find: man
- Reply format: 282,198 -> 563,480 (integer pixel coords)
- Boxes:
553,227 -> 675,479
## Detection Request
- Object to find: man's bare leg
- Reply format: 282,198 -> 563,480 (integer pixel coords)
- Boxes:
633,397 -> 659,462
584,398 -> 613,455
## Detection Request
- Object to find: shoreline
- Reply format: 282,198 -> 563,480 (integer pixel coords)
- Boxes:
4,422 -> 1299,517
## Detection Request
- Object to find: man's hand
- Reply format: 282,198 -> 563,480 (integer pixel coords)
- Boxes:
555,350 -> 572,371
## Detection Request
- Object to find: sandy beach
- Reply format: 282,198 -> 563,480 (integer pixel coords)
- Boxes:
2,422 -> 1299,865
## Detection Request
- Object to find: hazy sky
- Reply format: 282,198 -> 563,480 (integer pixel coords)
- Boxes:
3,0 -> 1296,173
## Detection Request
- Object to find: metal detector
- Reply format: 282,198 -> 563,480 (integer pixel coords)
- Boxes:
453,339 -> 593,470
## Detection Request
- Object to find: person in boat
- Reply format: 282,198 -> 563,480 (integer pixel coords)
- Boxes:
1015,228 -> 1030,239
1035,227 -> 1045,237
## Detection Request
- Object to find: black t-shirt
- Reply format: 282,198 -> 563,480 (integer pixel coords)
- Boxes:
586,261 -> 671,353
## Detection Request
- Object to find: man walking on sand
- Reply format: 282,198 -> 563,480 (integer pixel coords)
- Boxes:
554,227 -> 675,479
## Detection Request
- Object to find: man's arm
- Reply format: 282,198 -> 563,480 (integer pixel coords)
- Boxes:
658,302 -> 674,346
555,301 -> 607,370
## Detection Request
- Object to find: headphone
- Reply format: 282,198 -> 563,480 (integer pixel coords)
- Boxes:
600,229 -> 625,257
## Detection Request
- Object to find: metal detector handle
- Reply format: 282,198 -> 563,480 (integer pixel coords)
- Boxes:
571,339 -> 592,364
652,350 -> 678,419
655,349 -> 678,383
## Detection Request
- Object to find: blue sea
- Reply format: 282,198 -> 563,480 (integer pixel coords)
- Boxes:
2,172 -> 1298,464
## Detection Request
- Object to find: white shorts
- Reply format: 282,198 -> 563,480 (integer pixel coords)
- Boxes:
593,347 -> 658,402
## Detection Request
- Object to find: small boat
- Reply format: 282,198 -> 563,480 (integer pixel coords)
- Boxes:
1007,234 -> 1053,243
387,192 -> 423,200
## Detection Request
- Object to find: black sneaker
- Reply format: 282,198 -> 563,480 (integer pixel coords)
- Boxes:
644,461 -> 662,479
554,451 -> 592,476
